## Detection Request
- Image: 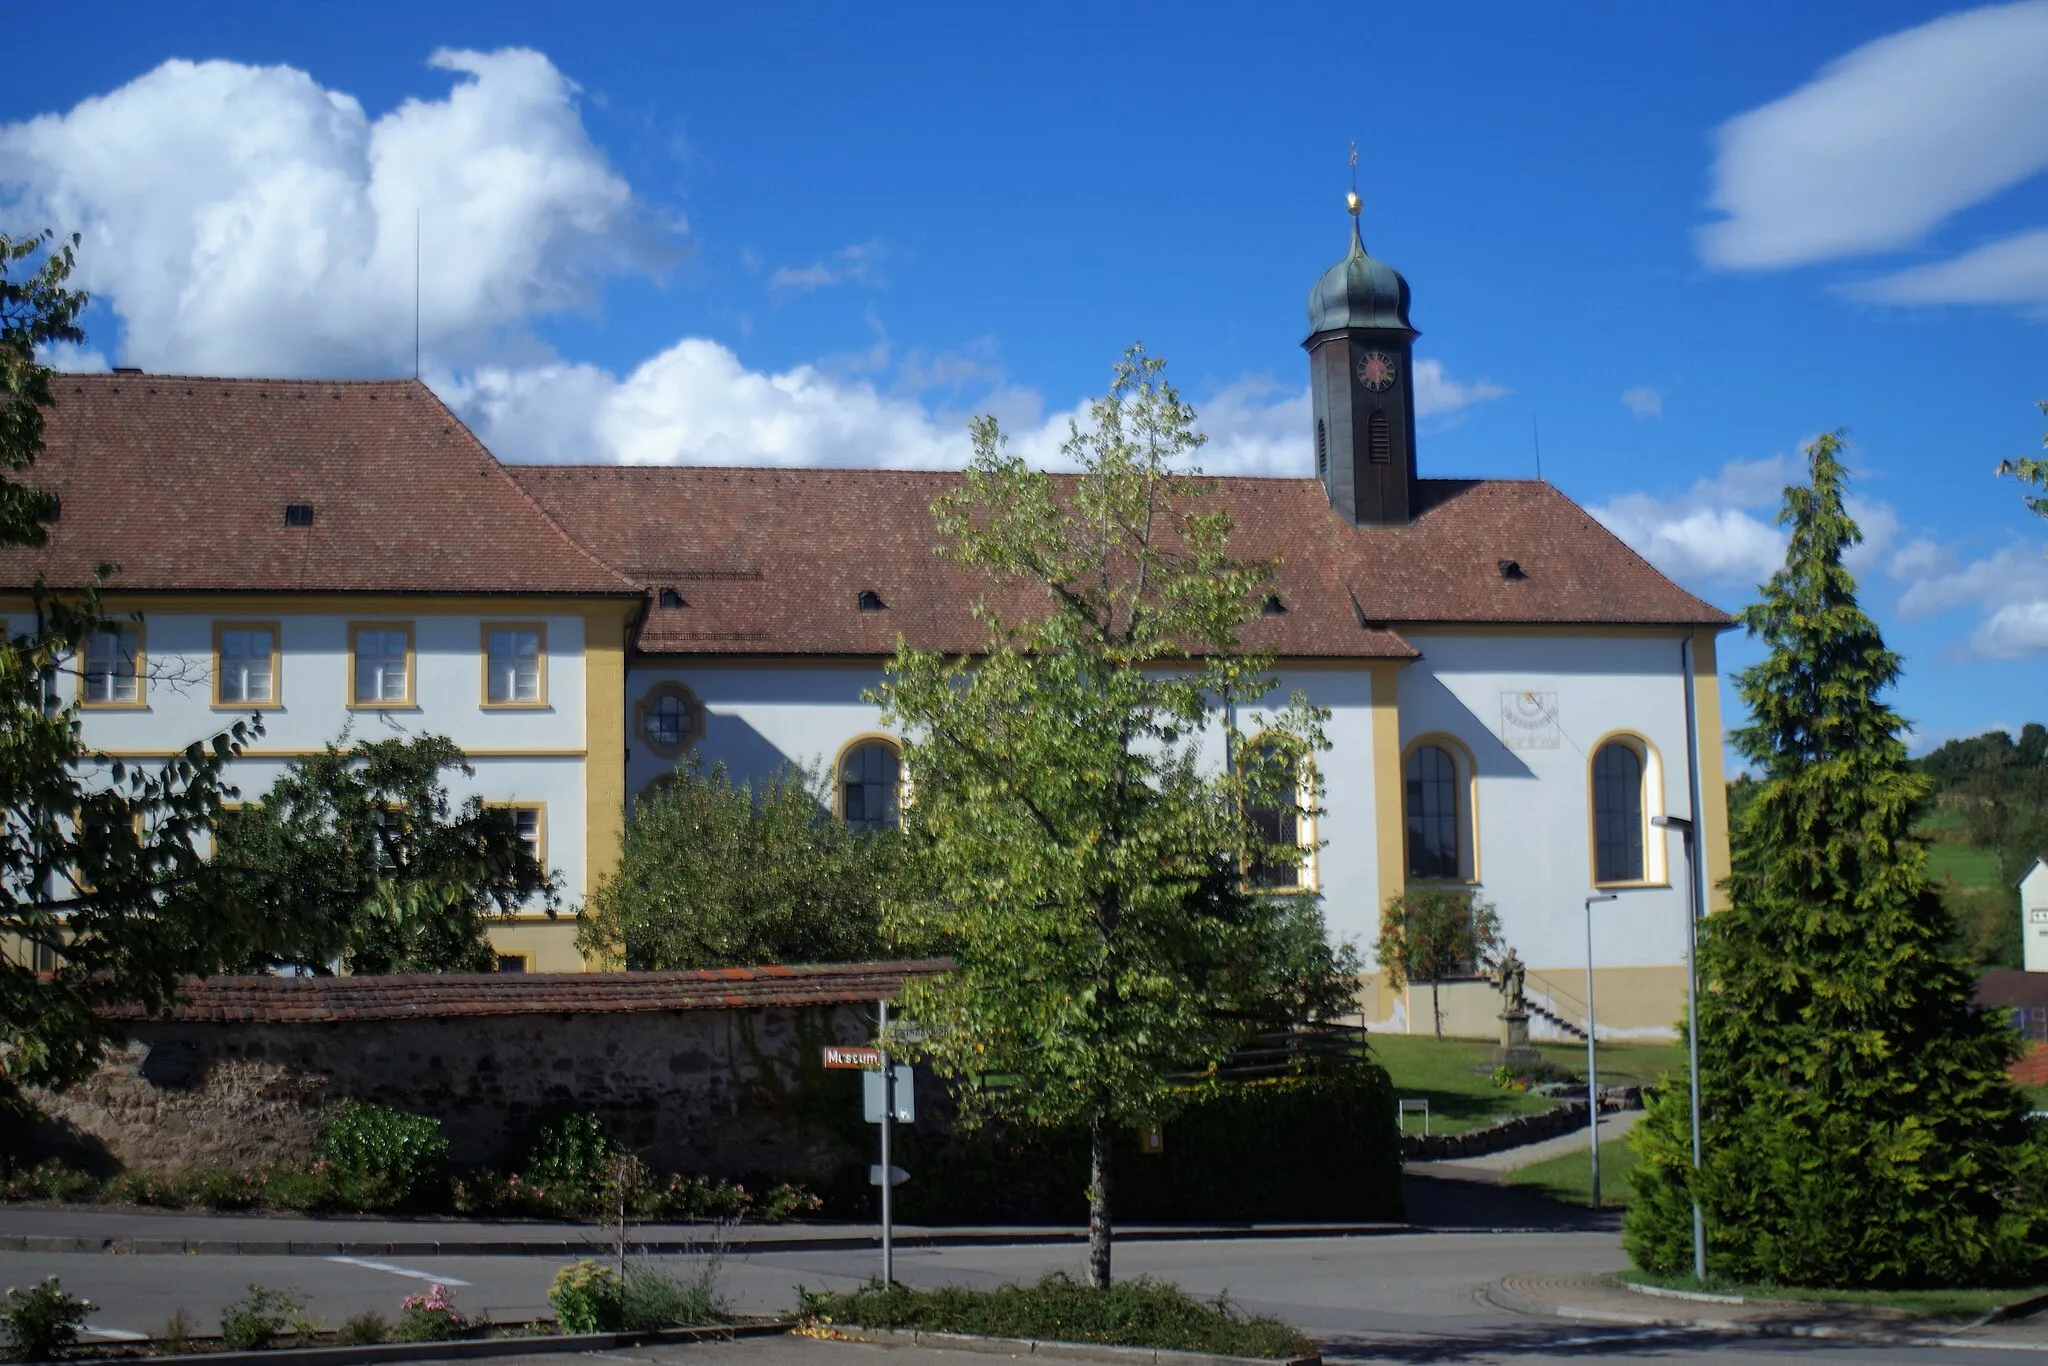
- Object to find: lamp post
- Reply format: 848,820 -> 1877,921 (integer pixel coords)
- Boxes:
1583,892 -> 1617,1209
1652,812 -> 1706,1283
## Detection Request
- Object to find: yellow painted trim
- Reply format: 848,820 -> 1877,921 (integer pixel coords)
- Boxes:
635,681 -> 705,758
1586,730 -> 1670,888
1369,662 -> 1405,914
77,620 -> 146,710
480,621 -> 550,709
832,732 -> 904,825
585,611 -> 628,904
1691,629 -> 1733,913
1400,731 -> 1482,887
212,621 -> 284,710
346,620 -> 416,709
493,949 -> 535,972
483,799 -> 549,867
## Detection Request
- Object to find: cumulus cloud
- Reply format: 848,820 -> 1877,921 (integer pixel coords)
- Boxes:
1413,359 -> 1508,417
1853,227 -> 2048,305
1621,386 -> 1663,418
1699,1 -> 2048,272
0,49 -> 671,376
769,240 -> 886,299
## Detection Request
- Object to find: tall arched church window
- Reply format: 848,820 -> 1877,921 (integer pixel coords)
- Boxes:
1244,738 -> 1311,892
839,738 -> 902,833
1404,744 -> 1460,880
1368,411 -> 1392,465
1592,740 -> 1647,884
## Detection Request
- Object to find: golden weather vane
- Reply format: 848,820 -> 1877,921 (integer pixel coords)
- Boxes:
1347,141 -> 1361,217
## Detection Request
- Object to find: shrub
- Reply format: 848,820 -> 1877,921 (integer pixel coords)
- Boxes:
3,1162 -> 99,1205
2,1278 -> 94,1362
257,1164 -> 337,1212
548,1261 -> 623,1334
619,1266 -> 720,1331
319,1101 -> 449,1206
799,1272 -> 1311,1359
179,1167 -> 266,1210
758,1184 -> 824,1221
157,1309 -> 197,1354
522,1111 -> 618,1192
104,1171 -> 181,1208
219,1286 -> 303,1352
394,1285 -> 468,1342
336,1312 -> 388,1345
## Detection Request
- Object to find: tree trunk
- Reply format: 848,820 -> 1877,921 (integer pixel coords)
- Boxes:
1431,980 -> 1443,1040
1087,1107 -> 1114,1289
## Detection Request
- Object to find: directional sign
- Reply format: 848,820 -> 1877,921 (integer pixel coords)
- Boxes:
863,1064 -> 915,1123
824,1045 -> 883,1070
869,1164 -> 910,1187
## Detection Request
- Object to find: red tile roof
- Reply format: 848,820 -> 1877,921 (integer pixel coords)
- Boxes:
104,960 -> 952,1023
1,376 -> 639,598
511,466 -> 1729,658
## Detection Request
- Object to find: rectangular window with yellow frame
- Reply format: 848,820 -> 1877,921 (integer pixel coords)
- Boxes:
481,623 -> 547,707
349,623 -> 415,708
214,622 -> 281,708
80,621 -> 144,708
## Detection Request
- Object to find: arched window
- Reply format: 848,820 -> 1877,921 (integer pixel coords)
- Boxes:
636,683 -> 703,757
1404,744 -> 1460,880
839,738 -> 901,833
1244,738 -> 1311,892
1593,740 -> 1647,884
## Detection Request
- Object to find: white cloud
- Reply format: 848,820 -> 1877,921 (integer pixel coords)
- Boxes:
40,341 -> 106,373
1853,227 -> 2048,304
768,240 -> 887,299
1412,358 -> 1508,417
1621,386 -> 1663,418
1897,543 -> 2048,619
1699,1 -> 2048,271
1973,602 -> 2048,658
0,49 -> 670,376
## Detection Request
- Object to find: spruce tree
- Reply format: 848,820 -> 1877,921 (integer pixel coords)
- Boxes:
1625,432 -> 2047,1288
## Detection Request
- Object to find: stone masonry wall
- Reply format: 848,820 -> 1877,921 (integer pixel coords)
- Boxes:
14,1003 -> 875,1179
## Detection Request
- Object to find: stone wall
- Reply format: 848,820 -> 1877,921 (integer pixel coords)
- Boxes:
4,966 -> 946,1179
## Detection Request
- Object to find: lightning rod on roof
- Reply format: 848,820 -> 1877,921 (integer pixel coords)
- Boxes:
1531,415 -> 1543,482
414,207 -> 421,381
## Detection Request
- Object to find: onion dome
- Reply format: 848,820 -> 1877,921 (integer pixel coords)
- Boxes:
1306,207 -> 1415,338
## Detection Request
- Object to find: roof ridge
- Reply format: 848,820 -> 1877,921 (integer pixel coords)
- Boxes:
64,373 -> 422,387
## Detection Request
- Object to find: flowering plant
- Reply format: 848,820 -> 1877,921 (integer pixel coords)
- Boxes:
395,1284 -> 469,1342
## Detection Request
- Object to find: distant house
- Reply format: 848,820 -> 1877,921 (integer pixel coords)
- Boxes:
2021,858 -> 2048,974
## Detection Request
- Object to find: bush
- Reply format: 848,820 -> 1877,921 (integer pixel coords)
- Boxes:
522,1111 -> 618,1192
619,1266 -> 720,1330
257,1164 -> 337,1212
394,1285 -> 468,1342
548,1261 -> 623,1334
179,1167 -> 266,1210
319,1101 -> 449,1206
799,1272 -> 1311,1359
2,1162 -> 98,1205
336,1312 -> 388,1345
2,1277 -> 94,1362
156,1309 -> 198,1355
219,1286 -> 303,1352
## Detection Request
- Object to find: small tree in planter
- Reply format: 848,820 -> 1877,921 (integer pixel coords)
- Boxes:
1375,888 -> 1501,1040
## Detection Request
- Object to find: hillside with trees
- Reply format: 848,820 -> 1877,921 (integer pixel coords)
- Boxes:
1911,723 -> 2048,969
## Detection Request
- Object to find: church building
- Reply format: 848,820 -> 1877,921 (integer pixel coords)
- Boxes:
4,203 -> 1731,1040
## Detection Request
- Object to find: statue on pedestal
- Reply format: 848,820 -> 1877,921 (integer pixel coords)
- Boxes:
1493,946 -> 1540,1069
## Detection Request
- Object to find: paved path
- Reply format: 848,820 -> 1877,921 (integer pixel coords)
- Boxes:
1423,1108 -> 1643,1177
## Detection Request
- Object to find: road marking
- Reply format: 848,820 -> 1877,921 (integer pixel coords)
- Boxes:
325,1256 -> 471,1286
1544,1326 -> 1697,1349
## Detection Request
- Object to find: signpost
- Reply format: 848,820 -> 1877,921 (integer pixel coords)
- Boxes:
822,1018 -> 913,1285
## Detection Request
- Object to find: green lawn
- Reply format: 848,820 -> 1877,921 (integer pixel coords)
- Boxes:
1506,1136 -> 1638,1207
1924,840 -> 2001,887
1617,1270 -> 2048,1322
1369,1034 -> 1685,1137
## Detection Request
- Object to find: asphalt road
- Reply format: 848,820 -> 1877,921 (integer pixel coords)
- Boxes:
1,1223 -> 2035,1364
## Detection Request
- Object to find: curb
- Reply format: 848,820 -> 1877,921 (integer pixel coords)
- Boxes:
0,1224 -> 1408,1258
67,1322 -> 795,1366
825,1325 -> 1319,1366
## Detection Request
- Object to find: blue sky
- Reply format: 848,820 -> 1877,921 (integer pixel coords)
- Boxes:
6,2 -> 2048,756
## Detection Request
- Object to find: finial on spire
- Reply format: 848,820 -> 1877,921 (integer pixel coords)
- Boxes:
1346,141 -> 1361,217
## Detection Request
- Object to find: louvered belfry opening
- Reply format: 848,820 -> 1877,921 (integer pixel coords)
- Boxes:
1368,411 -> 1392,466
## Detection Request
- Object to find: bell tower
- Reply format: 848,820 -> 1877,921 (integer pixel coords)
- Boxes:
1303,186 -> 1419,527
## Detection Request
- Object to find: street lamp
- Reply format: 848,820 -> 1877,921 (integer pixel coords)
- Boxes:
1583,892 -> 1617,1210
1652,812 -> 1706,1283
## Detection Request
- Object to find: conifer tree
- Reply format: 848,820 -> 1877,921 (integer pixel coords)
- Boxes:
1625,432 -> 2046,1287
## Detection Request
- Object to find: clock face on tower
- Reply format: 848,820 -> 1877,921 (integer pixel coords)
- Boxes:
1357,351 -> 1398,392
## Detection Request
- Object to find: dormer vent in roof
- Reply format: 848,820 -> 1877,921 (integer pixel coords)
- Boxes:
857,589 -> 887,612
284,504 -> 314,528
111,367 -> 142,375
1261,594 -> 1287,616
1497,559 -> 1526,580
659,588 -> 685,609
37,496 -> 58,525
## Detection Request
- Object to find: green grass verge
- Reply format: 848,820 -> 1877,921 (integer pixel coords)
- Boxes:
1370,1034 -> 1686,1136
1505,1136 -> 1639,1208
1618,1269 -> 2048,1322
1925,840 -> 2002,887
799,1273 -> 1313,1360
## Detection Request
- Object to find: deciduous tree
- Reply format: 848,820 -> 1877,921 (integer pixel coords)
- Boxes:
876,347 -> 1331,1288
1374,888 -> 1501,1040
1625,432 -> 2046,1287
